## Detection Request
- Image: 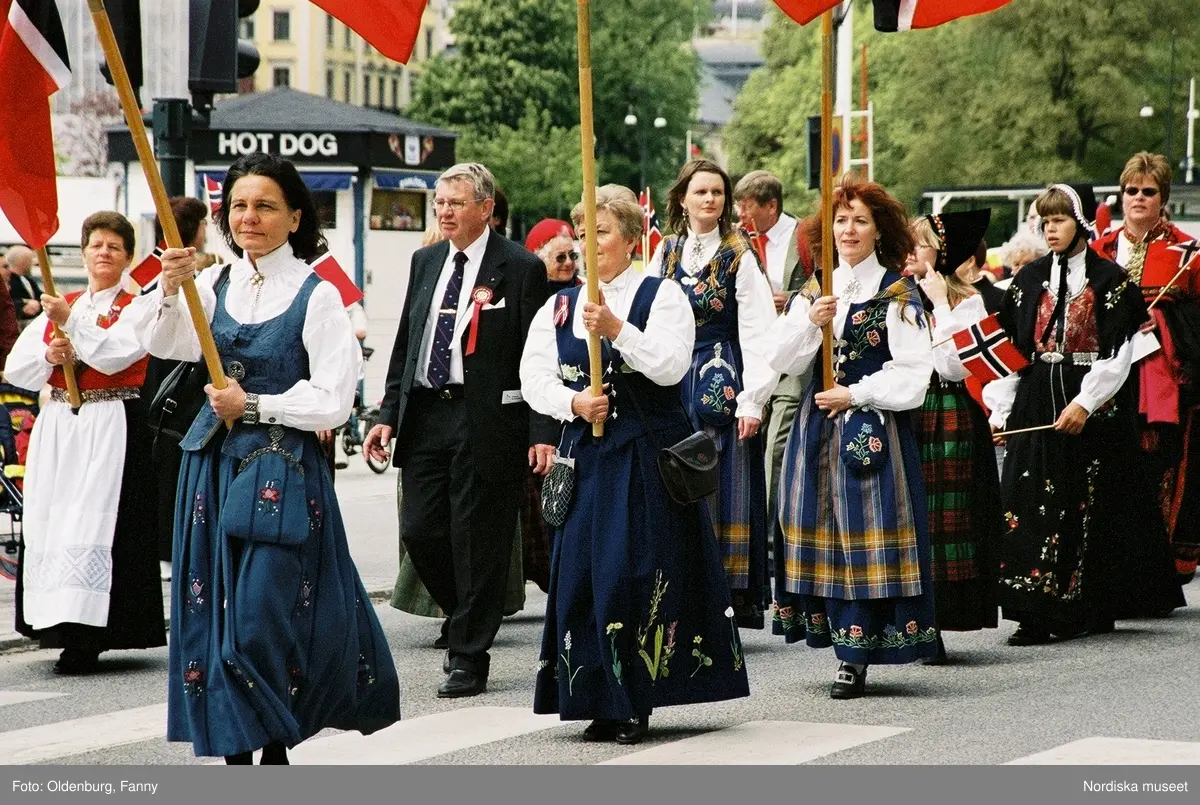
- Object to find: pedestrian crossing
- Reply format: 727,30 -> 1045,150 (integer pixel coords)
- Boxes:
2,687 -> 1198,765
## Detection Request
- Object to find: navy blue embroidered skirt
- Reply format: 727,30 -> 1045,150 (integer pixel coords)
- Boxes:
166,432 -> 400,757
533,424 -> 751,722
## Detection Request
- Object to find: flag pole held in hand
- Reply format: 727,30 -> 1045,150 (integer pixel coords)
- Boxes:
576,0 -> 603,438
86,0 -> 232,427
35,248 -> 82,410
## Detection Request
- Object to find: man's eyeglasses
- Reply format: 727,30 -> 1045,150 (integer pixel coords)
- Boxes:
1124,186 -> 1159,198
553,251 -> 579,265
432,198 -> 479,212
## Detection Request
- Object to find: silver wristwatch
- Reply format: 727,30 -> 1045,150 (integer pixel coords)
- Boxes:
242,393 -> 261,425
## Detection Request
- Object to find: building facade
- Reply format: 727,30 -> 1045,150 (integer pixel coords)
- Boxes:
245,1 -> 448,112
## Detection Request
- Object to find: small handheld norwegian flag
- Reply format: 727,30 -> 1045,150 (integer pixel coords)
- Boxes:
122,242 -> 165,295
952,313 -> 1030,383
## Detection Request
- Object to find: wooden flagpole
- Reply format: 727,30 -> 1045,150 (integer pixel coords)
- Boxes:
819,10 -> 836,390
34,248 -> 82,408
86,0 -> 229,405
642,187 -> 650,267
993,424 -> 1056,438
576,0 -> 604,437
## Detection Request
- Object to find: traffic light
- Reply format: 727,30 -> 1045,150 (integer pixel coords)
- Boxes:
189,0 -> 260,109
99,0 -> 143,100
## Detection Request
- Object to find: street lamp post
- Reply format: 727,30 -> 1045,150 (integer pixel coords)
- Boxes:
625,107 -> 667,191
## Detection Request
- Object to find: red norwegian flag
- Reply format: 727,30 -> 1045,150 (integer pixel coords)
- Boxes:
772,1 -> 1012,29
0,0 -> 71,250
638,188 -> 663,260
204,175 -> 223,216
309,1 -> 428,64
311,251 -> 364,307
953,313 -> 1030,383
123,242 -> 165,294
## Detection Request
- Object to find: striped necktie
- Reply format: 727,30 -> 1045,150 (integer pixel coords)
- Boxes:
426,250 -> 468,389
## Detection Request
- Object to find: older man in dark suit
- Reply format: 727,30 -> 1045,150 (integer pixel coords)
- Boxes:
366,163 -> 554,698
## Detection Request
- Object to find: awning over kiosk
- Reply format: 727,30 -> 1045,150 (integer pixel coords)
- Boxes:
196,169 -> 354,192
373,170 -> 441,191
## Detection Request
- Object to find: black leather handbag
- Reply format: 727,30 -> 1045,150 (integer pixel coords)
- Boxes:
625,381 -> 719,506
147,359 -> 208,446
656,430 -> 719,505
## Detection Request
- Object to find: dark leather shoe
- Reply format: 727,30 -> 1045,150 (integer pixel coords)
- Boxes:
442,651 -> 450,674
830,664 -> 866,699
1085,619 -> 1115,634
53,649 -> 99,676
615,715 -> 649,745
438,669 -> 486,698
1007,625 -> 1052,646
582,720 -> 621,742
923,635 -> 948,666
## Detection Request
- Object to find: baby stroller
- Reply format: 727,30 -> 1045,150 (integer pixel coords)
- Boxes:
0,382 -> 37,581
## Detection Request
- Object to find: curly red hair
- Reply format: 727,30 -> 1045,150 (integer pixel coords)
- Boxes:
799,176 -> 915,272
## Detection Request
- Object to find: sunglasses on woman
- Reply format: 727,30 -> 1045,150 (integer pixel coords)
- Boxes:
1124,186 -> 1159,198
554,251 -> 579,264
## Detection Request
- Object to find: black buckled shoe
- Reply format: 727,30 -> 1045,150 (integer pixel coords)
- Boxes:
829,664 -> 866,699
615,715 -> 649,745
1085,618 -> 1115,635
1006,625 -> 1052,646
438,668 -> 486,698
582,719 -> 622,742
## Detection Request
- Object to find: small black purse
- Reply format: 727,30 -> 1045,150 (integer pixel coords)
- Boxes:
625,381 -> 719,506
147,359 -> 209,446
657,430 -> 719,505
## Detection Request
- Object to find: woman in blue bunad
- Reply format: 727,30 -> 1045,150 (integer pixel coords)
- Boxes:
647,159 -> 778,629
147,153 -> 400,765
768,176 -> 937,699
521,184 -> 749,745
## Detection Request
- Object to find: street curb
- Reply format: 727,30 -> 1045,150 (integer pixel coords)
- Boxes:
0,587 -> 395,657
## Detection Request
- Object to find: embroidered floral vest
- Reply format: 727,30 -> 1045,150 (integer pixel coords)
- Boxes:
661,230 -> 753,345
44,289 -> 148,390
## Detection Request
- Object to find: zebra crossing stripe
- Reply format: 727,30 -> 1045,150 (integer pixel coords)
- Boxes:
1007,737 -> 1200,765
0,691 -> 68,707
285,706 -> 561,765
0,703 -> 167,764
599,720 -> 910,765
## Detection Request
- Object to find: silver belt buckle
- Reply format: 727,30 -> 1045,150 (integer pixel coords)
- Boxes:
1039,352 -> 1064,364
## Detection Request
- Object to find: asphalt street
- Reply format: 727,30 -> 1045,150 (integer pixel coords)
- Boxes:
2,457 -> 1199,765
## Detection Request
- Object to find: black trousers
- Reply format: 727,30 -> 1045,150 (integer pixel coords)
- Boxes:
399,391 -> 519,675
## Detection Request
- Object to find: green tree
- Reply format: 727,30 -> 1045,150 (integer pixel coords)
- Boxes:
725,0 -> 1199,221
457,105 -> 584,225
409,0 -> 707,226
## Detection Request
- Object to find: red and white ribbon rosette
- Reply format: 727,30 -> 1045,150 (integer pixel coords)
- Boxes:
465,286 -> 493,356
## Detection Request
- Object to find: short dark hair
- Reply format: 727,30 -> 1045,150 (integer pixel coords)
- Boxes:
154,196 -> 209,248
666,159 -> 735,238
215,153 -> 326,261
81,211 -> 135,255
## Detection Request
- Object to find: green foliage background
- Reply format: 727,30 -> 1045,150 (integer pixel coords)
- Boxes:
724,0 -> 1199,239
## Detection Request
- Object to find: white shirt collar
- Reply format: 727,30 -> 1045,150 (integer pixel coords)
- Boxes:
688,226 -> 723,248
450,227 -> 490,266
599,265 -> 636,293
83,283 -> 122,309
246,242 -> 299,277
764,213 -> 795,245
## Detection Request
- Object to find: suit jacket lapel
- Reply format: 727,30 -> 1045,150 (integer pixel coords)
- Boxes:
409,241 -> 450,344
783,232 -> 802,291
456,234 -> 507,346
